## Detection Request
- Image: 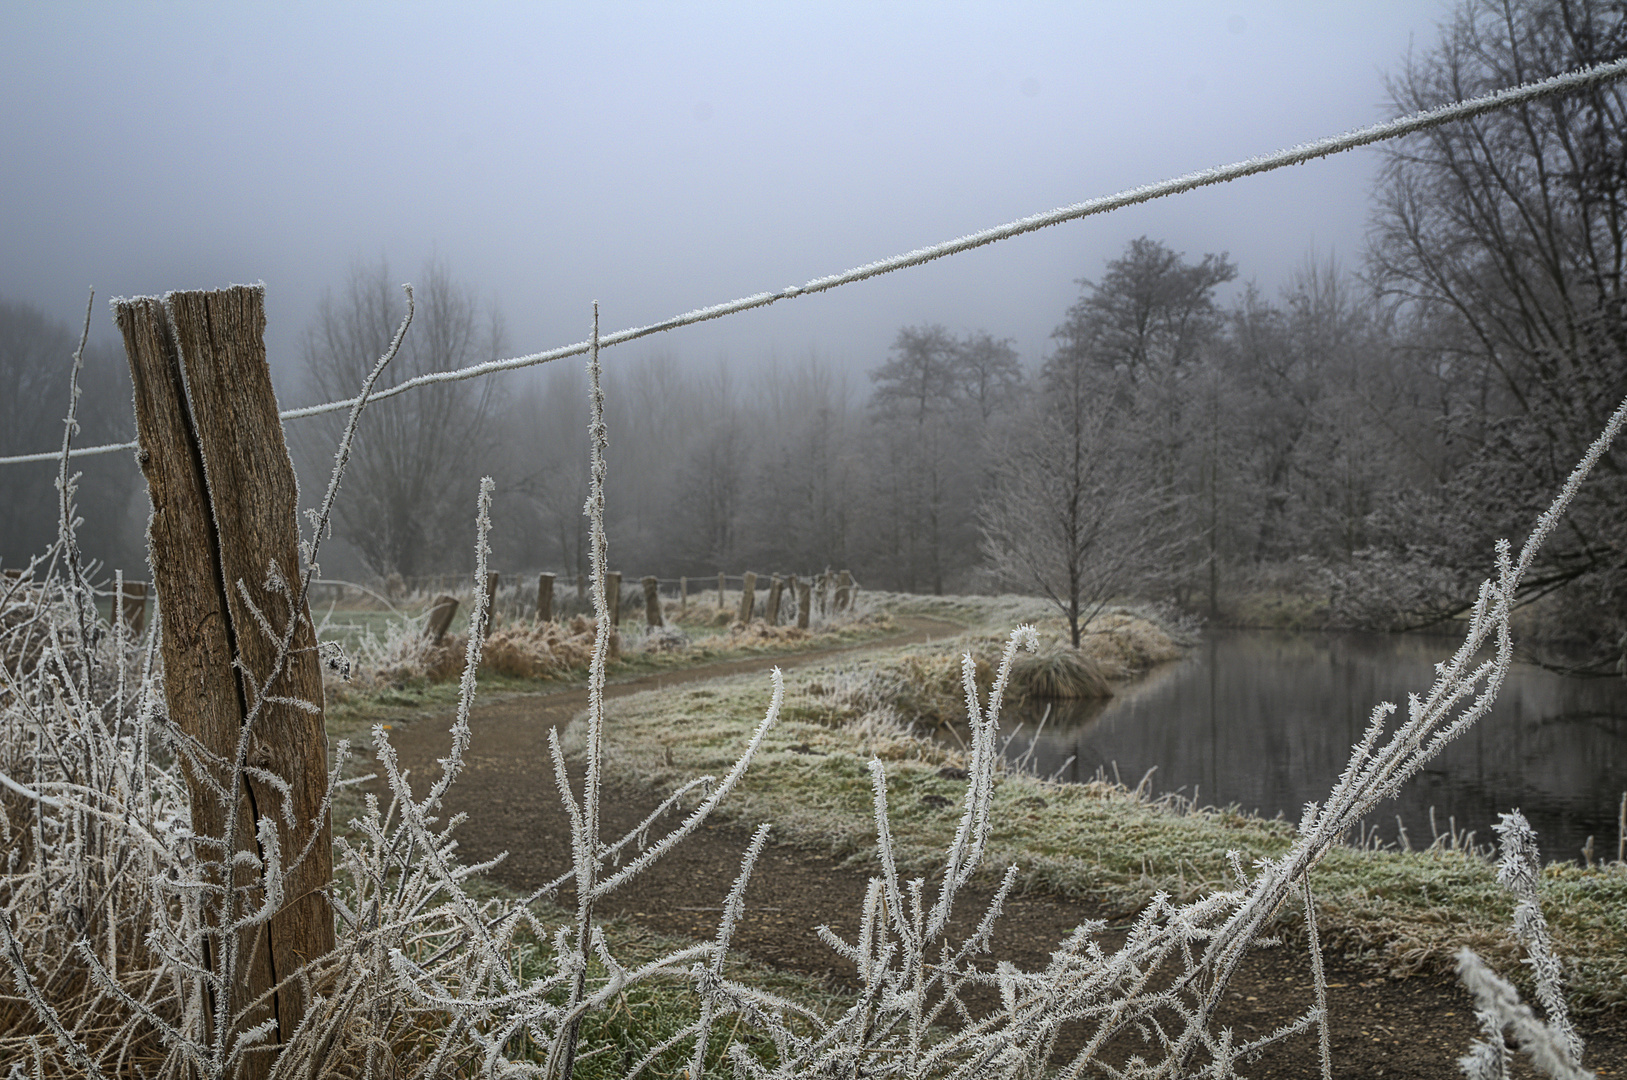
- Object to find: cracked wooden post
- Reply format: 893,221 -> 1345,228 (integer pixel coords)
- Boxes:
117,286 -> 333,1078
836,569 -> 853,612
642,575 -> 664,628
536,572 -> 555,623
765,574 -> 784,625
737,571 -> 757,624
679,575 -> 687,610
717,572 -> 726,611
606,570 -> 622,626
796,579 -> 812,629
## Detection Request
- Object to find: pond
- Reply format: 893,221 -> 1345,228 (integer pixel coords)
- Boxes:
994,630 -> 1627,863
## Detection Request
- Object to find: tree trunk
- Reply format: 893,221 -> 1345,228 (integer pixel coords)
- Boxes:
116,287 -> 334,1077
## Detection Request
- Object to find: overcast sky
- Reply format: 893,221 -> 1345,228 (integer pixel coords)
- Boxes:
2,1 -> 1447,407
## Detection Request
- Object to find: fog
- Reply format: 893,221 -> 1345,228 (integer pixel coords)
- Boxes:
2,2 -> 1438,388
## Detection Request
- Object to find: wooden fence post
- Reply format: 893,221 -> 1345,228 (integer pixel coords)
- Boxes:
116,287 -> 333,1074
607,570 -> 622,626
765,575 -> 784,625
817,571 -> 830,616
786,573 -> 799,625
679,575 -> 688,610
577,571 -> 587,603
717,572 -> 727,610
426,595 -> 459,643
836,569 -> 853,612
119,579 -> 149,636
642,576 -> 664,628
737,571 -> 757,624
537,572 -> 555,623
796,580 -> 812,629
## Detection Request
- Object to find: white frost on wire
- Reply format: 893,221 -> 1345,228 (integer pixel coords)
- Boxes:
7,54 -> 1627,467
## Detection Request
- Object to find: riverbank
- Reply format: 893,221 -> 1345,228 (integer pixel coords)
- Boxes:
561,642 -> 1627,1014
347,594 -> 1623,1072
365,598 -> 1626,1075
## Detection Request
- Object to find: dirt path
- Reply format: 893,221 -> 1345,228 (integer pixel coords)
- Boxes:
369,616 -> 1625,1077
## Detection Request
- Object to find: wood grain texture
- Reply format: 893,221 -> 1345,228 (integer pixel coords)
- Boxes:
119,286 -> 334,1076
117,295 -> 275,1063
165,287 -> 335,1046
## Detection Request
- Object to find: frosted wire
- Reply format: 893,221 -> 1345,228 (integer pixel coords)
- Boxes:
5,55 -> 1627,468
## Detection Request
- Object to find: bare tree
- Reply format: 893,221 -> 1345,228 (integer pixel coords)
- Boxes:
673,413 -> 748,570
502,363 -> 591,582
955,330 -> 1024,421
981,353 -> 1173,648
1047,239 -> 1236,608
1058,236 -> 1235,390
1365,0 -> 1627,656
300,258 -> 504,581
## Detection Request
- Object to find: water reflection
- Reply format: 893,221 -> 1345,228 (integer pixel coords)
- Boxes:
993,631 -> 1627,862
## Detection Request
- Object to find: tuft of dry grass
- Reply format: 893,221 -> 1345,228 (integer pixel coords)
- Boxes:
1007,646 -> 1112,700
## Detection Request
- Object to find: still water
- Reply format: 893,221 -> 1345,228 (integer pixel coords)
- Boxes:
996,631 -> 1627,862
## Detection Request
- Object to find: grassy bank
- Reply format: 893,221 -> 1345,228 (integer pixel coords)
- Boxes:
566,617 -> 1627,1014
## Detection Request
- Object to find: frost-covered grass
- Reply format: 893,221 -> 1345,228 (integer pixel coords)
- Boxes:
319,607 -> 900,744
572,654 -> 1627,1014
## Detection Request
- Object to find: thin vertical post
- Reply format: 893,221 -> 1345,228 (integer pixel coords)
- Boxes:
642,576 -> 664,628
426,595 -> 459,643
765,575 -> 784,625
737,571 -> 757,624
119,580 -> 149,636
537,572 -> 555,623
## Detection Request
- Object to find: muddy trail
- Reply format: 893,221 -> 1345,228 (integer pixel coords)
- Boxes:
368,615 -> 1626,1077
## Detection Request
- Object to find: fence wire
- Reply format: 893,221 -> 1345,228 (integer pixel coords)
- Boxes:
5,55 -> 1627,468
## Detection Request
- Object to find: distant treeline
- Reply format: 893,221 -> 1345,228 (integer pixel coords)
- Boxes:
4,0 -> 1624,668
